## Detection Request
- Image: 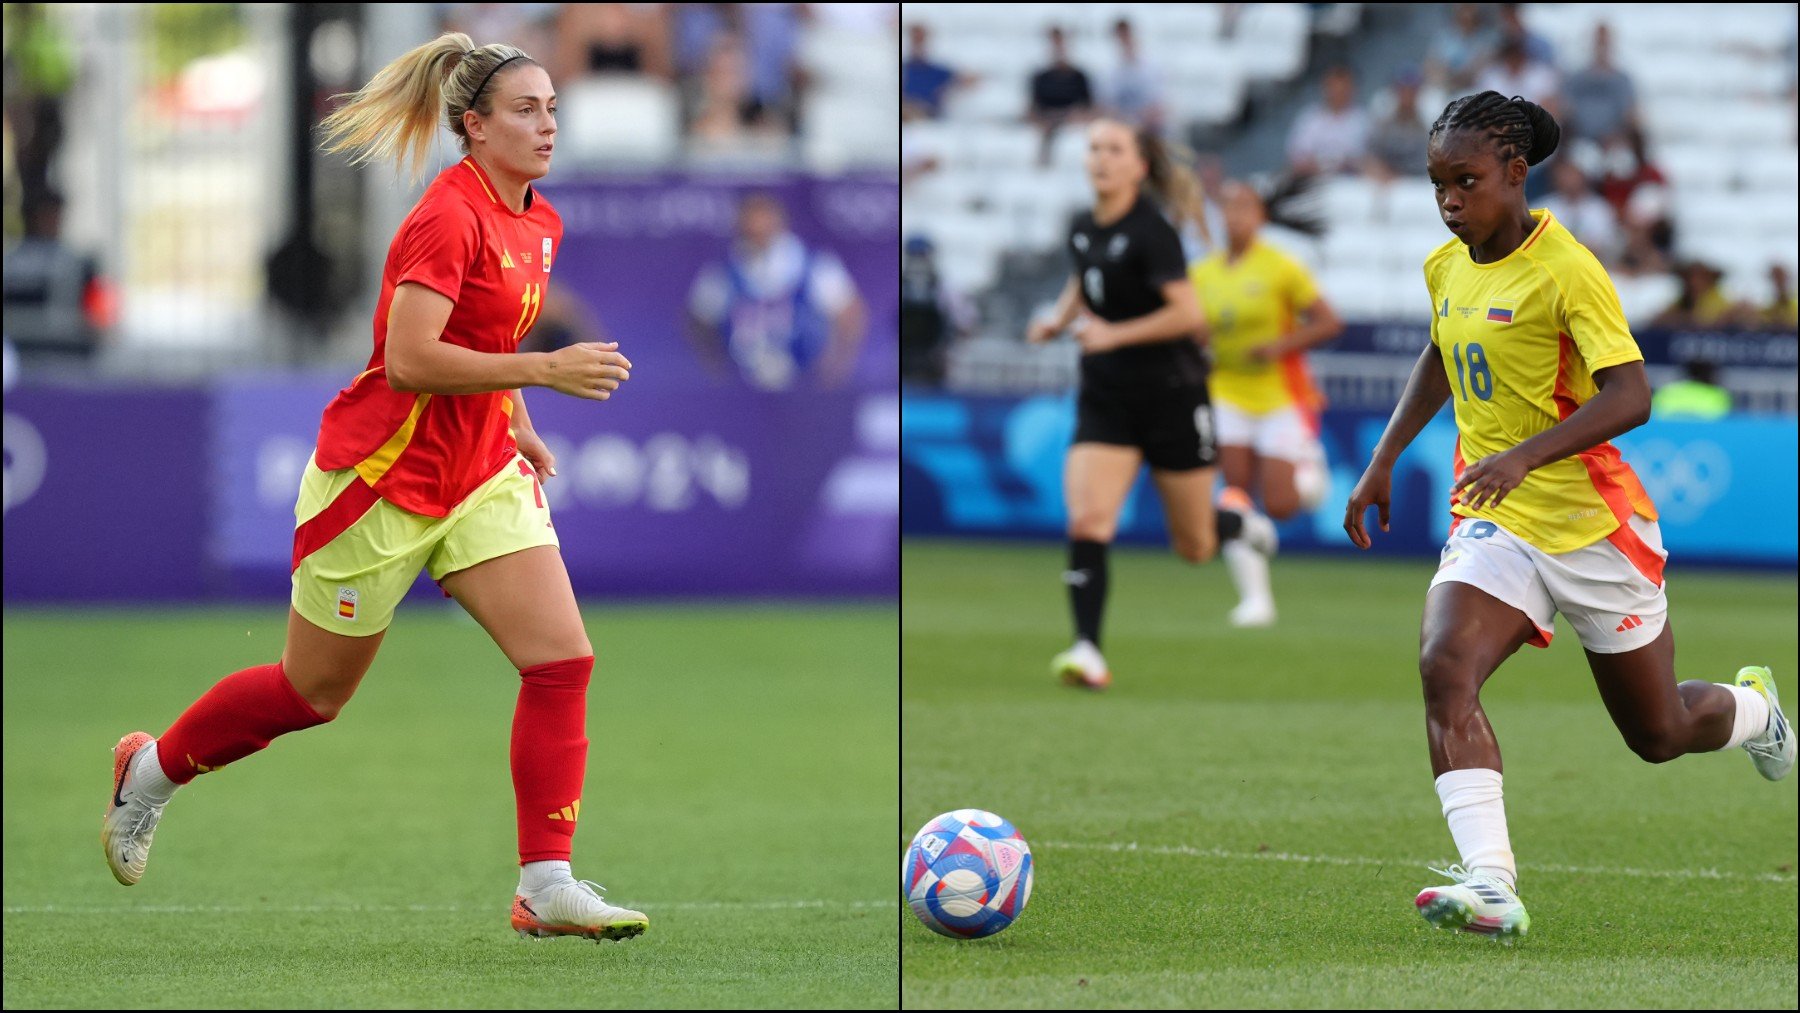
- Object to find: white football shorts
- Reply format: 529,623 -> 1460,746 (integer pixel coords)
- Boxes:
1428,514 -> 1668,654
1213,402 -> 1316,463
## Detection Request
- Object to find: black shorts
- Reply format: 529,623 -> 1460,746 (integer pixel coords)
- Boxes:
1073,377 -> 1219,471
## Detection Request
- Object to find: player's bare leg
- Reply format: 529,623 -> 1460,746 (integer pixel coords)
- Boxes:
105,610 -> 381,885
1586,623 -> 1790,778
281,608 -> 388,720
1254,454 -> 1302,521
441,545 -> 646,940
1414,581 -> 1537,941
1153,464 -> 1219,564
1054,443 -> 1142,689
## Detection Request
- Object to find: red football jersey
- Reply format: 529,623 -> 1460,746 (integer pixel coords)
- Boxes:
314,156 -> 562,517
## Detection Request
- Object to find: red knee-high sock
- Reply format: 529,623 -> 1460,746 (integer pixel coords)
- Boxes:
513,656 -> 593,864
156,661 -> 330,784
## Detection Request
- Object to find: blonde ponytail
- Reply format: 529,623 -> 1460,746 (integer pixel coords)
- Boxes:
318,32 -> 535,181
1137,129 -> 1207,237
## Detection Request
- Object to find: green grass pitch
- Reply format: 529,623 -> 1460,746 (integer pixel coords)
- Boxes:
3,602 -> 896,1010
902,540 -> 1798,1010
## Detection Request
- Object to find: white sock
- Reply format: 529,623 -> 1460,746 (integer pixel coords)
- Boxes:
1221,539 -> 1272,607
519,860 -> 574,897
1721,684 -> 1771,749
131,741 -> 177,804
1435,767 -> 1516,891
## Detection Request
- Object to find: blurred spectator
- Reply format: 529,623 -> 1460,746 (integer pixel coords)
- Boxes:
1595,128 -> 1673,275
676,5 -> 800,133
1,191 -> 109,361
1763,264 -> 1799,328
1287,65 -> 1369,176
1541,161 -> 1621,264
1028,26 -> 1094,166
2,3 -> 75,235
1364,68 -> 1429,183
901,128 -> 942,188
1426,4 -> 1495,93
899,235 -> 975,387
552,3 -> 672,82
902,22 -> 967,121
1653,261 -> 1743,329
1101,19 -> 1165,134
442,4 -> 555,72
686,193 -> 866,391
687,33 -> 787,153
1562,22 -> 1636,144
1476,36 -> 1559,106
1651,359 -> 1732,420
1496,3 -> 1556,67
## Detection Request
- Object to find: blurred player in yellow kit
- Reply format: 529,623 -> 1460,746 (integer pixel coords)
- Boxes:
1188,179 -> 1341,625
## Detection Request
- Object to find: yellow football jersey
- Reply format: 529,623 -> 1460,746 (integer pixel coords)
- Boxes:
1424,208 -> 1657,555
1189,239 -> 1325,416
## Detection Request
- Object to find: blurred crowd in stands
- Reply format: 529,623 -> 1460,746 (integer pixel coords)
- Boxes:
444,3 -> 894,159
901,1 -> 1798,343
1288,4 -> 1797,329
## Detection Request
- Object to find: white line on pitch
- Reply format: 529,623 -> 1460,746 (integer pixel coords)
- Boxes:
1037,840 -> 1798,884
3,899 -> 890,915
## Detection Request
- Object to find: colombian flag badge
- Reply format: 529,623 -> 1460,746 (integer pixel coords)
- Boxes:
1486,300 -> 1516,324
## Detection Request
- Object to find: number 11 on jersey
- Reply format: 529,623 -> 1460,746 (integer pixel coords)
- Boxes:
512,283 -> 544,343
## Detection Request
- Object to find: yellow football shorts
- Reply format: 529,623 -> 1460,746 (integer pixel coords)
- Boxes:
289,453 -> 558,636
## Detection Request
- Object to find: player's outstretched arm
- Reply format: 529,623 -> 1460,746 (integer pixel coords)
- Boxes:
385,282 -> 631,400
1345,343 -> 1451,548
1454,359 -> 1651,511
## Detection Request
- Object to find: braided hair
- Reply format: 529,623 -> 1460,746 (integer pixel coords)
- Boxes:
1428,91 -> 1561,168
1250,172 -> 1327,237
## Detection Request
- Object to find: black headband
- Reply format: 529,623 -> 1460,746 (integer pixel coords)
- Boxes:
469,54 -> 524,107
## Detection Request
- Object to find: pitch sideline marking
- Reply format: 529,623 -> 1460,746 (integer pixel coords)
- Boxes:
1038,840 -> 1798,884
4,898 -> 889,915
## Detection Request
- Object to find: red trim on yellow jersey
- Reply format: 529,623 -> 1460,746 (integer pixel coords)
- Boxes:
291,477 -> 381,572
1551,333 -> 1662,582
1554,334 -> 1659,517
1517,212 -> 1552,254
1279,353 -> 1325,434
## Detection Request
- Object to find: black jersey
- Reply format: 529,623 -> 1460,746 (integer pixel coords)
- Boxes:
1066,195 -> 1208,387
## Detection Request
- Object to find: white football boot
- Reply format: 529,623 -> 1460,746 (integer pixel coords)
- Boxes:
1294,439 -> 1330,512
511,879 -> 649,942
102,732 -> 168,886
1414,864 -> 1530,944
1051,640 -> 1111,691
1228,597 -> 1278,629
1736,666 -> 1794,781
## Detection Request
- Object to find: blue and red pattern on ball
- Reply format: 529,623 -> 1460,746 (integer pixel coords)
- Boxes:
904,809 -> 1035,939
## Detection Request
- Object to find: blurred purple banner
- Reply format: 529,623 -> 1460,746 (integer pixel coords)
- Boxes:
538,172 -> 898,392
4,385 -> 212,600
5,378 -> 897,603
